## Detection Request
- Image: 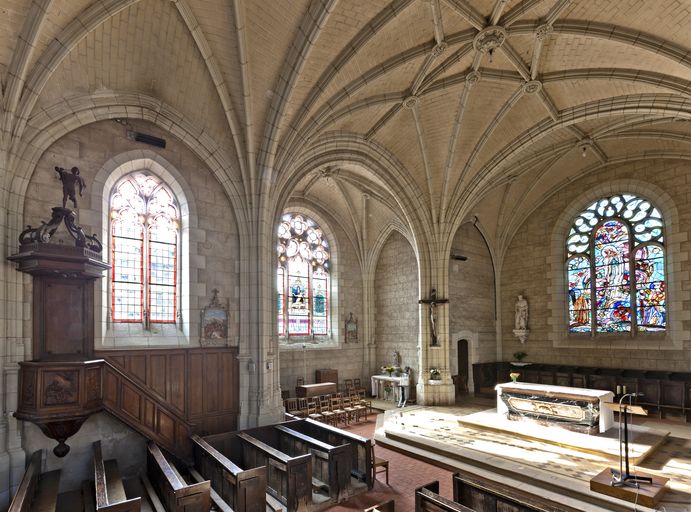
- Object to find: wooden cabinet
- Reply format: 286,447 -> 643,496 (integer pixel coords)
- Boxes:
315,369 -> 338,384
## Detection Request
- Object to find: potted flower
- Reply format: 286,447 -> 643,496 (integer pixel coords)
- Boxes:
509,371 -> 520,382
429,368 -> 441,380
383,382 -> 393,399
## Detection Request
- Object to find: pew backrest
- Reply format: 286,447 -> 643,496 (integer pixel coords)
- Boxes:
289,418 -> 374,487
275,424 -> 351,501
93,441 -> 142,512
147,441 -> 210,512
416,481 -> 475,512
452,472 -> 582,512
191,434 -> 267,512
236,432 -> 312,512
8,451 -> 42,512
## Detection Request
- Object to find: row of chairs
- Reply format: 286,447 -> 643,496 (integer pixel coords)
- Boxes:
285,391 -> 372,426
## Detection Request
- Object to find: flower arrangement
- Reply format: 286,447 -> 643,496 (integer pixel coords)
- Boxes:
383,382 -> 393,397
509,371 -> 520,382
381,365 -> 395,376
429,368 -> 441,380
513,351 -> 527,362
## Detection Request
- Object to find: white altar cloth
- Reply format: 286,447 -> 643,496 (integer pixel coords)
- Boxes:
371,374 -> 410,405
495,382 -> 614,433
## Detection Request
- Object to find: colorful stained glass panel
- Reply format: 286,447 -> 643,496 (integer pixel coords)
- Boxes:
596,306 -> 631,332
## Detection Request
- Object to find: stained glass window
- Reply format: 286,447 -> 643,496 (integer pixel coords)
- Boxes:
277,214 -> 330,337
111,173 -> 179,324
566,194 -> 665,334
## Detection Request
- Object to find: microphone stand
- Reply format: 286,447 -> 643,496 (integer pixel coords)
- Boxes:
611,392 -> 653,488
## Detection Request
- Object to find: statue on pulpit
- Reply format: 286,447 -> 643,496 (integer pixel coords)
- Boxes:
55,166 -> 86,209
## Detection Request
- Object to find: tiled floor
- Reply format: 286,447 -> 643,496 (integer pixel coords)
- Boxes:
329,397 -> 691,511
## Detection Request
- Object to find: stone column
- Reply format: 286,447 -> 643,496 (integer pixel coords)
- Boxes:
415,245 -> 455,405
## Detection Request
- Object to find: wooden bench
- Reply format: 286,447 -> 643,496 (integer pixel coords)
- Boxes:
8,450 -> 61,512
415,481 -> 473,512
285,418 -> 374,488
147,441 -> 210,512
204,431 -> 312,512
93,441 -> 142,512
452,472 -> 583,512
191,434 -> 267,512
274,424 -> 351,501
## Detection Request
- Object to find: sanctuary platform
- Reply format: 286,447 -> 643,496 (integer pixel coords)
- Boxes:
375,405 -> 691,512
458,409 -> 666,464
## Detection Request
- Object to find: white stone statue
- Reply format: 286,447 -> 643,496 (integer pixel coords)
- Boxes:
515,294 -> 528,330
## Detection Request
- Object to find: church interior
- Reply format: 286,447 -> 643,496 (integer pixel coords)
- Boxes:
1,0 -> 691,510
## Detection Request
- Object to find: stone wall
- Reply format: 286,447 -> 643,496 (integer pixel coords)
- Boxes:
501,160 -> 691,370
22,120 -> 240,349
449,222 -> 496,385
18,120 -> 240,482
374,231 -> 419,375
278,213 -> 365,392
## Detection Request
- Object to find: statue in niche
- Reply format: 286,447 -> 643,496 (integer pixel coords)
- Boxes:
515,294 -> 529,330
391,350 -> 401,368
55,166 -> 86,209
344,312 -> 358,343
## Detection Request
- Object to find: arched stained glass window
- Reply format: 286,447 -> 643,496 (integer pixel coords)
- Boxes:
111,173 -> 179,323
277,214 -> 330,337
566,194 -> 665,334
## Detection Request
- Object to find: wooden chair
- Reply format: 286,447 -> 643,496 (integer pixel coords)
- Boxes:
319,396 -> 336,425
373,456 -> 389,485
296,377 -> 304,387
344,379 -> 354,392
307,399 -> 323,422
330,396 -> 347,426
284,398 -> 300,417
342,395 -> 359,424
350,391 -> 367,421
358,389 -> 373,417
297,397 -> 309,417
353,378 -> 366,394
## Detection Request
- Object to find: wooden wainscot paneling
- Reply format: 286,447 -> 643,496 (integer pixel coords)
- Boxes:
97,347 -> 240,437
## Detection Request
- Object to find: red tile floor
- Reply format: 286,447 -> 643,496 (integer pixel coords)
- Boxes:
327,414 -> 454,512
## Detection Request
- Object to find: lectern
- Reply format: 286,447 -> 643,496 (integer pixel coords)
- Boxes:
605,395 -> 652,487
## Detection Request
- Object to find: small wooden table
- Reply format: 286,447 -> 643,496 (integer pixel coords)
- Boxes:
296,382 -> 337,397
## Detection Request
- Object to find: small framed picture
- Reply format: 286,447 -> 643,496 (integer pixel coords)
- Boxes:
200,289 -> 228,347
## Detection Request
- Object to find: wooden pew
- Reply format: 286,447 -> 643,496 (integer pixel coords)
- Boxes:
93,441 -> 142,512
147,441 -> 210,512
191,434 -> 267,512
452,472 -> 583,512
8,450 -> 61,512
284,418 -> 374,488
272,424 -> 351,501
204,431 -> 312,512
415,481 -> 474,512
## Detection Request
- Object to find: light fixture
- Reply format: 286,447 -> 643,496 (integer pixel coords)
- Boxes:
581,145 -> 588,157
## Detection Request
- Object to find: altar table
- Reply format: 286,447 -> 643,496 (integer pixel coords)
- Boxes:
495,382 -> 614,434
371,374 -> 410,406
296,382 -> 337,397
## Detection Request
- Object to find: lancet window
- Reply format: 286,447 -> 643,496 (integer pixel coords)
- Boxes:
277,214 -> 330,337
110,173 -> 179,324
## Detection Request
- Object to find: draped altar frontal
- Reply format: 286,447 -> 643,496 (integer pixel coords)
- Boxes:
495,382 -> 614,434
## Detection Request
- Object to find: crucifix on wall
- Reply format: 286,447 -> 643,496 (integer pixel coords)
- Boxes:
418,288 -> 448,347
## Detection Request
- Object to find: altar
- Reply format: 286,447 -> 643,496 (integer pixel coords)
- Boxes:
495,382 -> 614,434
371,374 -> 410,406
